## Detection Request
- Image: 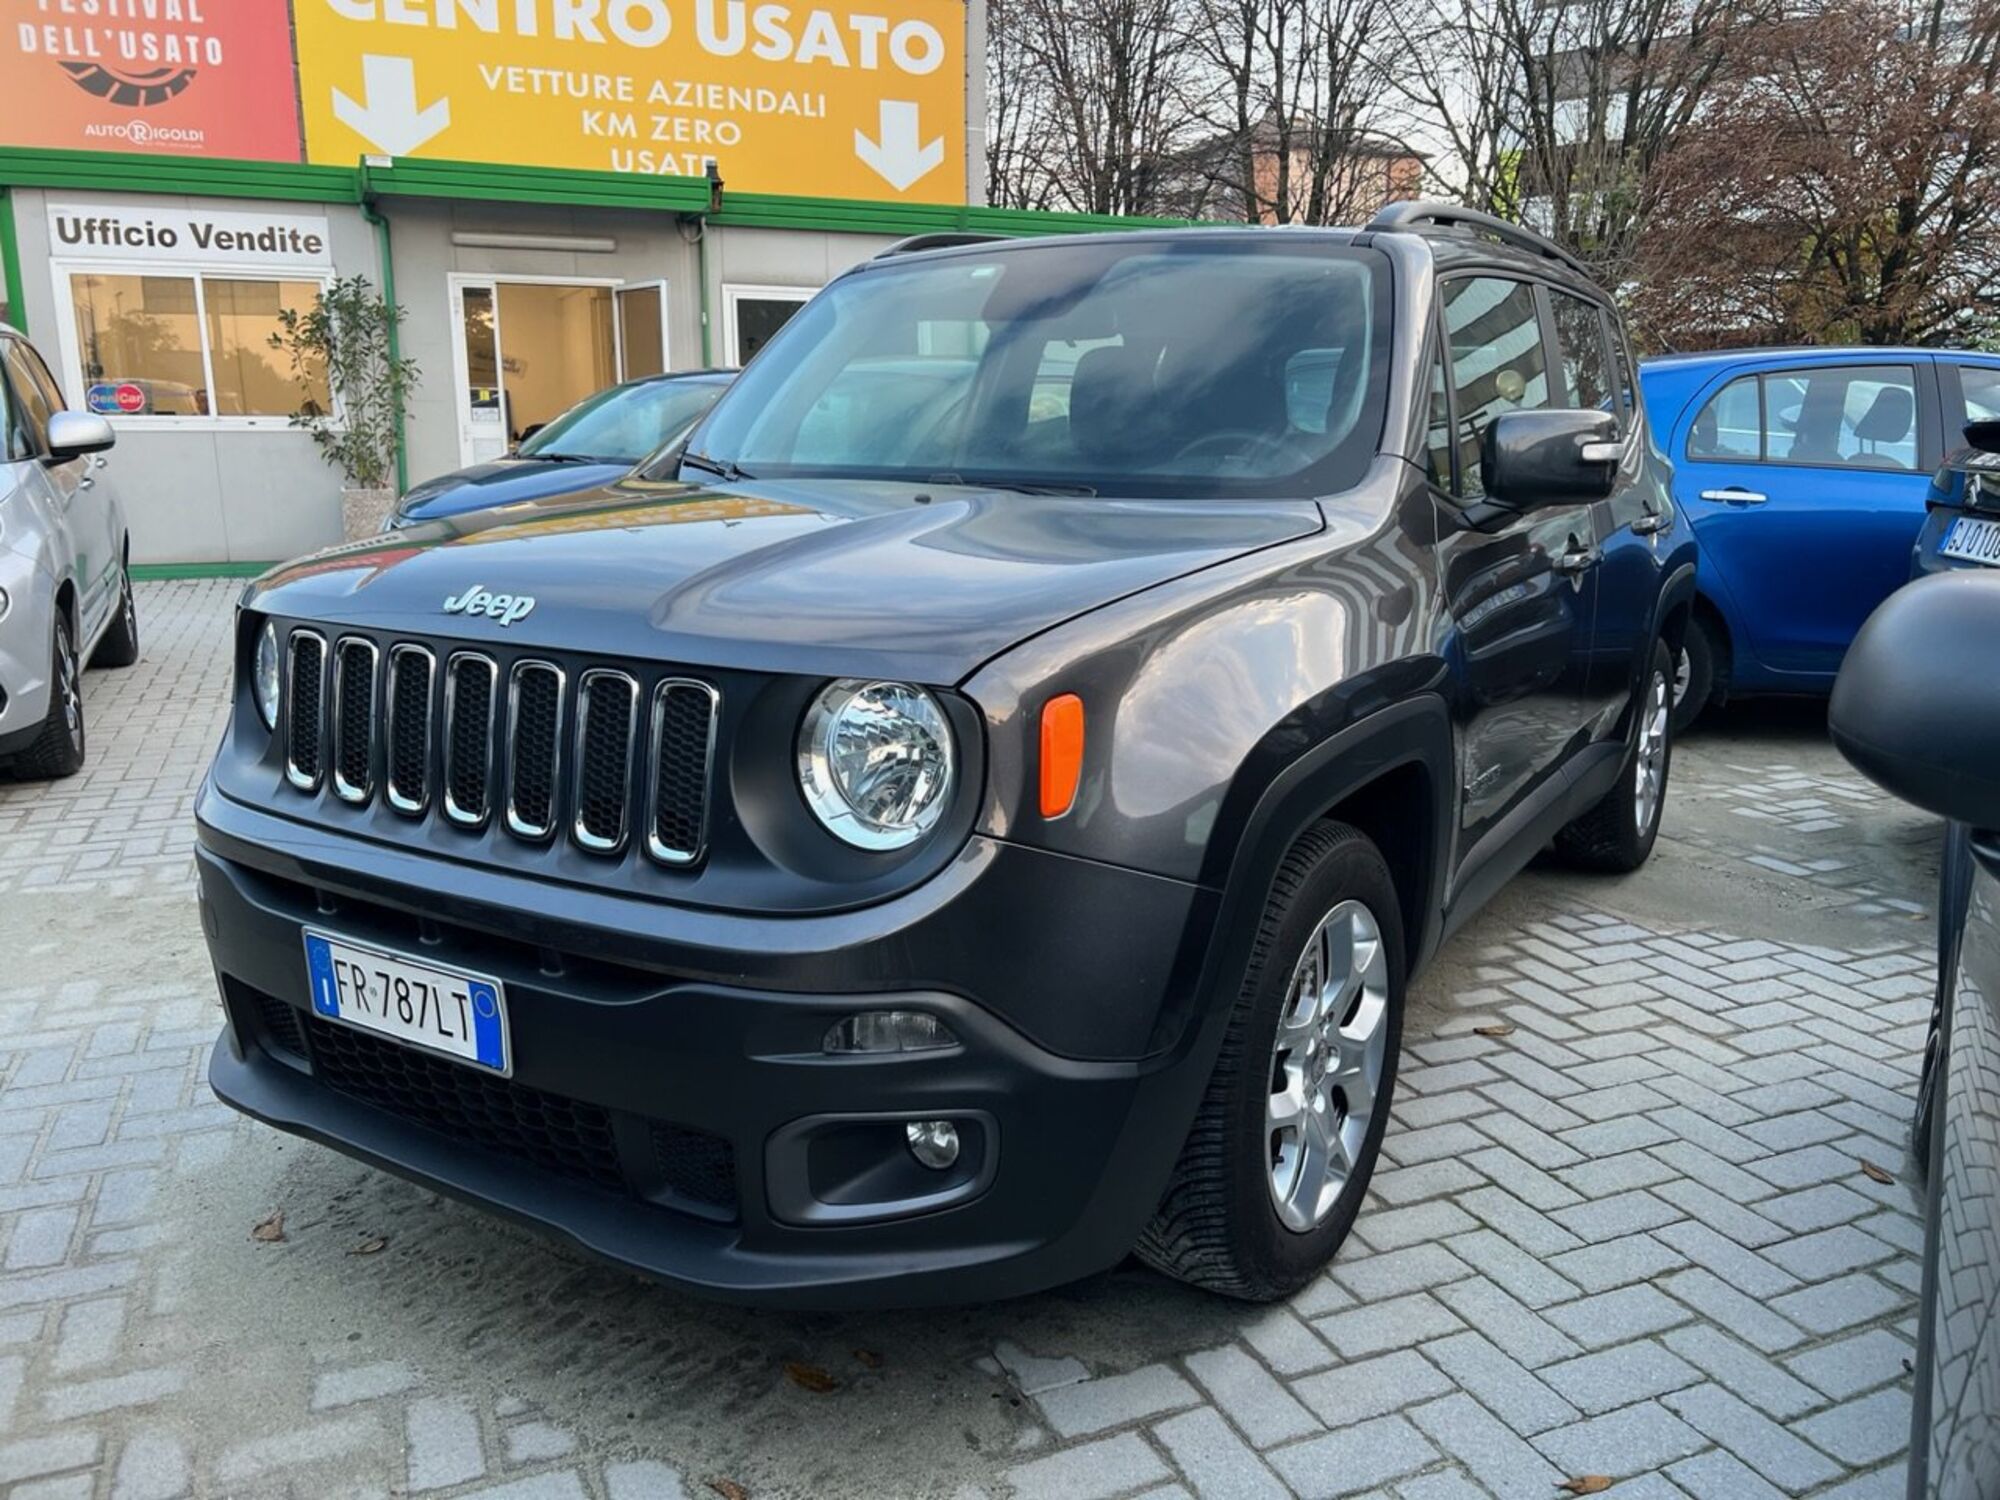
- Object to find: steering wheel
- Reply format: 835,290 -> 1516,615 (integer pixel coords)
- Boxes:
1173,429 -> 1294,469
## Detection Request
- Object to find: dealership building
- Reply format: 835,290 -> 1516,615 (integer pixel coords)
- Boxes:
0,0 -> 1168,567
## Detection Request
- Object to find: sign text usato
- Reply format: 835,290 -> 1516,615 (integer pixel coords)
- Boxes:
323,0 -> 947,75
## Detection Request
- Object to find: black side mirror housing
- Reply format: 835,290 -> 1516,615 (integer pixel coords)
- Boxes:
1830,572 -> 2000,831
1964,418 -> 2000,456
1481,408 -> 1621,513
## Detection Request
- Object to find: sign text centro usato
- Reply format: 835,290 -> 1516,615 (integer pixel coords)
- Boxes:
47,205 -> 335,268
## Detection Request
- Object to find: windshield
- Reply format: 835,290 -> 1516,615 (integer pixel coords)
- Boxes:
520,378 -> 729,465
689,239 -> 1390,497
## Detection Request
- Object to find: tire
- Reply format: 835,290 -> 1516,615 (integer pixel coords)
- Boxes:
91,561 -> 139,669
1137,820 -> 1405,1300
1556,638 -> 1673,873
9,614 -> 86,780
1671,616 -> 1717,734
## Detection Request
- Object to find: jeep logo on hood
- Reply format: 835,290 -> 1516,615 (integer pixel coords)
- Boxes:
442,584 -> 536,627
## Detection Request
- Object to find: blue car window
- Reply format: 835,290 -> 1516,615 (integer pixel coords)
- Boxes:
1774,365 -> 1918,471
1690,376 -> 1762,459
1955,364 -> 2000,426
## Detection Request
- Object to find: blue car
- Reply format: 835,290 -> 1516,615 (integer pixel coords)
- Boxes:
389,370 -> 734,529
1639,346 -> 2000,727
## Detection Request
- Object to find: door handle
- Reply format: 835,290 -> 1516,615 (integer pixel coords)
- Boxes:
1552,543 -> 1600,575
77,476 -> 94,490
1700,487 -> 1767,505
1631,510 -> 1669,536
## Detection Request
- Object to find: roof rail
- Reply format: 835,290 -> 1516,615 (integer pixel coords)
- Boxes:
1365,201 -> 1595,283
874,231 -> 1012,259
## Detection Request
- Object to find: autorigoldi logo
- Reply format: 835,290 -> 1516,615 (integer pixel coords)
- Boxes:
81,117 -> 207,147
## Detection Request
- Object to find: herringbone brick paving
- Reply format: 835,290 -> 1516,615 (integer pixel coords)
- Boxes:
0,584 -> 1937,1497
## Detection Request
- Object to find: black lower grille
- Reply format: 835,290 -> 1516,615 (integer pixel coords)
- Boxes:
651,1122 -> 736,1210
308,1021 -> 626,1193
257,994 -> 307,1060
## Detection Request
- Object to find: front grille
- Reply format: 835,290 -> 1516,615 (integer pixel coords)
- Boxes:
308,1020 -> 628,1193
271,625 -> 720,870
284,631 -> 326,790
331,638 -> 378,804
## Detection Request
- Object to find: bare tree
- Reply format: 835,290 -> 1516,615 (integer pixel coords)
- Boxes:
1634,0 -> 2000,348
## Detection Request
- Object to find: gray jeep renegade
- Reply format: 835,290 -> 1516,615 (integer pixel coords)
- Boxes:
198,204 -> 1695,1306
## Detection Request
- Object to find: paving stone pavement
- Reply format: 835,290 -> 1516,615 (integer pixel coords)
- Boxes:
0,584 -> 1941,1498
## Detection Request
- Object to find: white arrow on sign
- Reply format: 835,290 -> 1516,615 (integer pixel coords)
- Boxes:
332,55 -> 451,157
854,101 -> 945,192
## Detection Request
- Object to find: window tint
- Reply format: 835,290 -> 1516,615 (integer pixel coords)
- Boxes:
1424,330 -> 1453,491
1954,364 -> 2000,427
1549,293 -> 1610,414
2,340 -> 55,453
1442,277 -> 1551,497
1690,376 -> 1761,459
1765,365 -> 1918,470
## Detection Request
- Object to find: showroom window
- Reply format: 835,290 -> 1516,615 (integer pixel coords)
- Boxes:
724,285 -> 813,365
67,271 -> 329,419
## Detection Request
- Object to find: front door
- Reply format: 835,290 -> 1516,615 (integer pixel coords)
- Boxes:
2,337 -> 114,634
1429,276 -> 1601,861
1674,360 -> 1936,679
451,279 -> 620,467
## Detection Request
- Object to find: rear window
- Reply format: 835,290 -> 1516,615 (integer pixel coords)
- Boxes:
1687,365 -> 1920,472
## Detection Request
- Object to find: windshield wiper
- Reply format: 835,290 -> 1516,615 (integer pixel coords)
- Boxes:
681,451 -> 755,482
525,451 -> 615,465
959,478 -> 1098,497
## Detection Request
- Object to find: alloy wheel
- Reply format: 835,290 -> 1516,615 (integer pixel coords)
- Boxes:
57,621 -> 81,750
1266,899 -> 1391,1231
1634,667 -> 1669,833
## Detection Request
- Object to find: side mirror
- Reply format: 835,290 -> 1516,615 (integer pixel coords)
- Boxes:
1482,409 -> 1620,511
1964,418 -> 2000,456
44,411 -> 116,463
1830,572 -> 2000,830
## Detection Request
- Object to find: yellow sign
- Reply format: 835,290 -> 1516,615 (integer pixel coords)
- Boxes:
294,0 -> 966,203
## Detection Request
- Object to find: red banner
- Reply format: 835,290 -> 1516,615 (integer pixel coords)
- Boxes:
3,1 -> 301,160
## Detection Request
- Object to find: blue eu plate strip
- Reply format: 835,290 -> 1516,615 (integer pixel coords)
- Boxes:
469,982 -> 505,1070
306,936 -> 341,1018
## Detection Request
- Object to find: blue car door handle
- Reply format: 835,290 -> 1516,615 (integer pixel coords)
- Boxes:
1700,487 -> 1768,505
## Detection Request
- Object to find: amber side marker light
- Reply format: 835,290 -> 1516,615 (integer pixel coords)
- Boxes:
1040,693 -> 1085,819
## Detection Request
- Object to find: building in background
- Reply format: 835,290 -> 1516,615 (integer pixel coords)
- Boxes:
0,0 -> 1202,565
1158,118 -> 1423,226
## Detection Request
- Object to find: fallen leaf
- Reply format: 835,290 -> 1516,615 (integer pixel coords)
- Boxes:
707,1481 -> 749,1500
1860,1159 -> 1895,1185
853,1349 -> 884,1369
783,1362 -> 838,1393
1473,1024 -> 1516,1038
1557,1479 -> 1613,1496
250,1211 -> 286,1244
347,1236 -> 388,1257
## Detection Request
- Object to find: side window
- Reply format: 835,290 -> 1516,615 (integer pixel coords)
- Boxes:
0,342 -> 19,461
1951,364 -> 2000,428
1689,376 -> 1762,460
1424,328 -> 1453,491
20,342 -> 66,414
1769,365 -> 1919,470
1,341 -> 54,456
1549,292 -> 1610,415
1442,277 -> 1552,498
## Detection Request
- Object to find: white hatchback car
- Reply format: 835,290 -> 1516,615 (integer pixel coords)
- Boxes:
0,323 -> 133,779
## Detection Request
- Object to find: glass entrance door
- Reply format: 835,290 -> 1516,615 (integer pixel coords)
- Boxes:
453,278 -> 619,466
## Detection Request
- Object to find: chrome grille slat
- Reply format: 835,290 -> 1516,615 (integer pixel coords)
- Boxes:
573,669 -> 639,854
284,630 -> 327,792
648,679 -> 719,866
442,652 -> 498,827
505,661 -> 565,841
384,645 -> 435,815
331,637 -> 379,805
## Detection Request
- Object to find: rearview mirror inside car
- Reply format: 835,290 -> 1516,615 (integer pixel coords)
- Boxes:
1480,408 -> 1621,514
1831,572 -> 2000,832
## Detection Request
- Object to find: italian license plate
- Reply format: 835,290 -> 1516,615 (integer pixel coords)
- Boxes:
302,930 -> 510,1074
1941,514 -> 2000,566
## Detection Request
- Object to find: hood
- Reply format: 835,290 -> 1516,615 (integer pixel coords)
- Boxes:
393,458 -> 635,523
248,478 -> 1322,684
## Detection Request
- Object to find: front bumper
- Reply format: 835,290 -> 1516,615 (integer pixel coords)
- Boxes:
196,782 -> 1221,1307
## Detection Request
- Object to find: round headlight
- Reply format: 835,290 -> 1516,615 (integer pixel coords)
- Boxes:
797,679 -> 955,850
253,620 -> 281,731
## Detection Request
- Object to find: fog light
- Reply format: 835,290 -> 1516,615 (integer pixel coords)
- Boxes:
905,1119 -> 960,1170
823,1011 -> 956,1054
